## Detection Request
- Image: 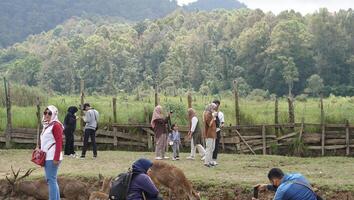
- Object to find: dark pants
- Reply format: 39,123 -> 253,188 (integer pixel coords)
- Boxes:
64,128 -> 75,155
212,131 -> 221,160
81,129 -> 97,157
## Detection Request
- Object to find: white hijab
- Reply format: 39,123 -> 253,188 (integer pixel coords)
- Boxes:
42,105 -> 63,128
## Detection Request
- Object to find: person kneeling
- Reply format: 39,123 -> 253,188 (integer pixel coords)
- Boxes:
253,168 -> 321,200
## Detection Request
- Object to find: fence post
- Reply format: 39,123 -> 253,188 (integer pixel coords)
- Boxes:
144,106 -> 153,151
80,79 -> 85,138
320,95 -> 325,156
287,97 -> 295,125
233,80 -> 240,125
112,97 -> 117,123
154,83 -> 159,106
274,97 -> 279,136
4,78 -> 12,148
346,120 -> 350,156
187,92 -> 192,108
262,125 -> 266,155
36,97 -> 41,146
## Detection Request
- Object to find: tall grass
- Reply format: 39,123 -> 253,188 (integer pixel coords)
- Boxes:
1,94 -> 354,131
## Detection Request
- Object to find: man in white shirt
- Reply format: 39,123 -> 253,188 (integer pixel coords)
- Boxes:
212,100 -> 224,165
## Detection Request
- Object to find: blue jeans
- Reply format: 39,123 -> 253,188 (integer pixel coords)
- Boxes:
45,160 -> 60,200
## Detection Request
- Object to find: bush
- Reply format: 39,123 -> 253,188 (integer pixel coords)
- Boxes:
0,84 -> 47,106
295,94 -> 308,102
247,89 -> 269,101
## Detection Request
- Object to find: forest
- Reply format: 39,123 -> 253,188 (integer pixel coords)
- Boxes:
0,8 -> 354,97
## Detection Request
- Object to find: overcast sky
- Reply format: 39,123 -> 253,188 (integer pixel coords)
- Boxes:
177,0 -> 354,14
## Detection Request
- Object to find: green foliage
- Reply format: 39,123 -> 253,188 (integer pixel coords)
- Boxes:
305,74 -> 324,96
0,84 -> 47,107
0,8 -> 354,98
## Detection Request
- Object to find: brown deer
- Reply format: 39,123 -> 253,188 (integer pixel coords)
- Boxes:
149,161 -> 200,200
5,166 -> 89,200
89,174 -> 112,200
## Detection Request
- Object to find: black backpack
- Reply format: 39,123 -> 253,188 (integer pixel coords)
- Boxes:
109,170 -> 133,200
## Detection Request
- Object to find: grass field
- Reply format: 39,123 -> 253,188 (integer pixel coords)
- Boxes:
1,94 -> 354,131
1,150 -> 354,192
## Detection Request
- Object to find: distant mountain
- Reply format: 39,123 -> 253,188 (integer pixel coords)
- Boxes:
0,0 -> 178,48
184,0 -> 247,11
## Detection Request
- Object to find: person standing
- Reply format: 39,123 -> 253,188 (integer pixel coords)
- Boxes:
212,100 -> 224,165
168,124 -> 181,161
63,106 -> 78,157
80,103 -> 99,159
203,103 -> 217,167
39,105 -> 63,200
186,108 -> 206,160
151,105 -> 171,160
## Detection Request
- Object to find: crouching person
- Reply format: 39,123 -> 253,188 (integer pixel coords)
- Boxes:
253,168 -> 321,200
127,158 -> 163,200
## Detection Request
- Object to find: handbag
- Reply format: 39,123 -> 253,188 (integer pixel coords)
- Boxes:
31,122 -> 56,167
31,143 -> 55,166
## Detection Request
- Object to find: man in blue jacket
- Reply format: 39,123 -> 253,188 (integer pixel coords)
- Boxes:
253,168 -> 318,200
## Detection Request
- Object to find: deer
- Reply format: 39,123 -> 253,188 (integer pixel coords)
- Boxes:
149,161 -> 200,200
89,174 -> 112,200
5,166 -> 89,200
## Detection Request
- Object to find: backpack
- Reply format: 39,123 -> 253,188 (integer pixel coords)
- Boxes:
109,170 -> 133,200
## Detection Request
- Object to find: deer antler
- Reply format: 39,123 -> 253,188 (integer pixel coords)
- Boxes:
17,168 -> 35,182
5,166 -> 20,186
5,166 -> 35,186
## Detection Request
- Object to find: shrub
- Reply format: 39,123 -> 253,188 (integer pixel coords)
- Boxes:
0,84 -> 47,106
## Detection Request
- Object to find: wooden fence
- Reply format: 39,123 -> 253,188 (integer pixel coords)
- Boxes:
1,122 -> 353,156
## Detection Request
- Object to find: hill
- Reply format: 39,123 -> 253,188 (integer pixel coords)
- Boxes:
185,0 -> 246,11
0,0 -> 178,48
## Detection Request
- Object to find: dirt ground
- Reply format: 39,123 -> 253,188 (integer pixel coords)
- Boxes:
0,176 -> 353,200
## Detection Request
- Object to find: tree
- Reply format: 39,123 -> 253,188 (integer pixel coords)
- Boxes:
305,74 -> 324,96
281,56 -> 299,97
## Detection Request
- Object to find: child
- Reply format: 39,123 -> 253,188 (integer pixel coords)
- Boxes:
168,124 -> 181,161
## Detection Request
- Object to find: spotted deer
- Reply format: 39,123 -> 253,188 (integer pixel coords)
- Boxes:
5,166 -> 89,200
149,161 -> 200,200
89,174 -> 112,200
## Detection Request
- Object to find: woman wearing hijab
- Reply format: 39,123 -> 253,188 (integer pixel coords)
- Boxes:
151,105 -> 171,160
38,105 -> 63,200
127,158 -> 162,200
186,108 -> 206,160
203,103 -> 217,167
63,106 -> 78,157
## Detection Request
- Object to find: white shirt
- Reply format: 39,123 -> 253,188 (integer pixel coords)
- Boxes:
40,124 -> 63,161
190,116 -> 198,132
216,111 -> 224,132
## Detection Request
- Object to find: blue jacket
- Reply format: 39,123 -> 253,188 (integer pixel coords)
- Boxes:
168,131 -> 181,143
273,173 -> 317,200
127,158 -> 160,200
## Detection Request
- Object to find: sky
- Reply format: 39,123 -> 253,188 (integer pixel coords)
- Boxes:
176,0 -> 354,15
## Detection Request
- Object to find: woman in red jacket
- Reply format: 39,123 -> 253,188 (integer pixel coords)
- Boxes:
39,105 -> 63,200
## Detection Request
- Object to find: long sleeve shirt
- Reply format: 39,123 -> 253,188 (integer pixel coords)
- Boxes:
190,116 -> 198,133
83,109 -> 99,130
271,173 -> 317,200
127,174 -> 159,200
40,122 -> 63,161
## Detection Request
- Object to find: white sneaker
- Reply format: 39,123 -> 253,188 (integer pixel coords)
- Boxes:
163,156 -> 169,159
201,156 -> 205,161
172,157 -> 177,161
155,157 -> 163,160
186,156 -> 195,160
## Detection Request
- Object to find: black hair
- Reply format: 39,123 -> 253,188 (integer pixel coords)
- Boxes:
212,100 -> 220,105
83,103 -> 90,110
267,168 -> 284,180
171,124 -> 176,130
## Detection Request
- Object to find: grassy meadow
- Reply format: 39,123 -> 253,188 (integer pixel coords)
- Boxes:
1,94 -> 354,131
0,150 -> 354,192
